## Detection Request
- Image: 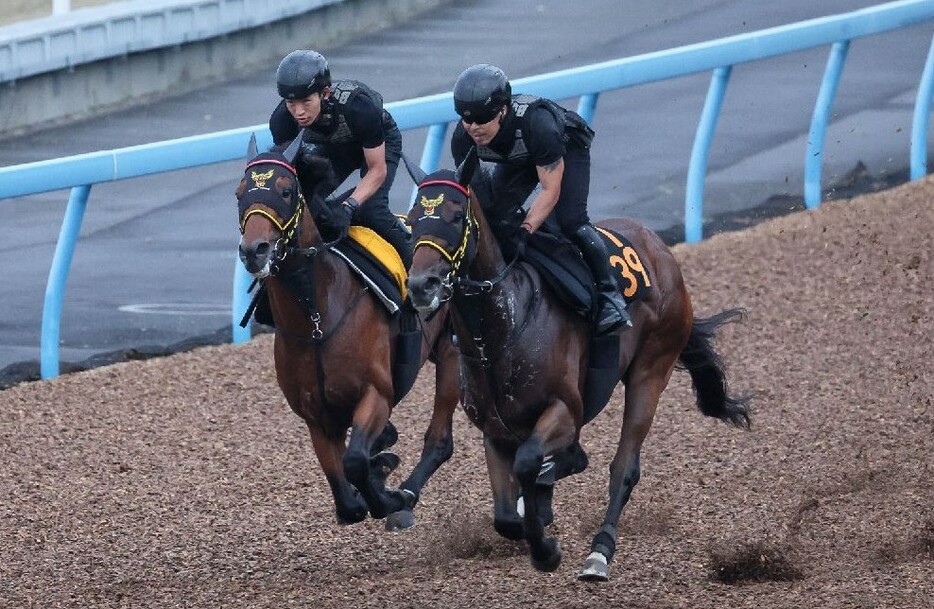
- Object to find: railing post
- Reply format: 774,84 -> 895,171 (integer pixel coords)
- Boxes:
576,93 -> 600,125
685,66 -> 731,244
41,184 -> 91,379
911,32 -> 934,180
805,41 -> 850,209
231,257 -> 252,344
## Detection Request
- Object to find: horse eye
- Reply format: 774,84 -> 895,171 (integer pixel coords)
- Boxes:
282,188 -> 293,198
452,211 -> 465,222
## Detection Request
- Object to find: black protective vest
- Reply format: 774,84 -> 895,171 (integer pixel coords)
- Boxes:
303,80 -> 394,145
475,94 -> 594,166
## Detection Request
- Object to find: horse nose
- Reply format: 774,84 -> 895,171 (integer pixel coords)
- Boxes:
407,274 -> 443,310
238,239 -> 272,275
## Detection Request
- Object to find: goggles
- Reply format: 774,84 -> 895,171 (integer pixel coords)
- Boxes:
456,105 -> 502,126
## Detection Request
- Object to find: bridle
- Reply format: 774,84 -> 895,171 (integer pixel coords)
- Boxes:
238,156 -> 338,276
411,179 -> 519,301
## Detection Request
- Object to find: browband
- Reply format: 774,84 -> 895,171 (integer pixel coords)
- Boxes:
419,179 -> 469,196
246,159 -> 297,175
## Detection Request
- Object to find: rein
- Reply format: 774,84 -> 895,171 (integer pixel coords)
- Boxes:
413,190 -> 537,442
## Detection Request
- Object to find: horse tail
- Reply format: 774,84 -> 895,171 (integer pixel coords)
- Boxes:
677,308 -> 752,430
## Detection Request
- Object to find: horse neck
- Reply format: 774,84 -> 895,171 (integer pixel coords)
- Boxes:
454,196 -> 528,348
268,219 -> 357,334
295,198 -> 324,249
467,194 -> 507,280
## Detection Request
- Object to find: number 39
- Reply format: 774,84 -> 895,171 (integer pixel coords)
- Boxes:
609,246 -> 651,298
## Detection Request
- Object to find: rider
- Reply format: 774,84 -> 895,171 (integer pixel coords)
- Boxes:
450,63 -> 632,334
269,49 -> 412,268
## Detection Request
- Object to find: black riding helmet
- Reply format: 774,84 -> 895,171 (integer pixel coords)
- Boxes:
453,64 -> 512,123
276,50 -> 331,100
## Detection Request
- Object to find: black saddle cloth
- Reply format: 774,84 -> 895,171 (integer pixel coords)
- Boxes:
519,227 -> 648,321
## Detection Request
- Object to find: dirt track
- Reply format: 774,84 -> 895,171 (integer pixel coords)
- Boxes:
1,177 -> 932,608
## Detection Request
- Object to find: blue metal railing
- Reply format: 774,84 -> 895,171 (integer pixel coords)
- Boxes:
2,0 -> 934,378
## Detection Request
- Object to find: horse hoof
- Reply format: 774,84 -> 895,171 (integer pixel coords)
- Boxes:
370,488 -> 408,519
530,537 -> 562,572
494,516 -> 524,541
577,552 -> 610,582
336,507 -> 368,526
385,509 -> 415,531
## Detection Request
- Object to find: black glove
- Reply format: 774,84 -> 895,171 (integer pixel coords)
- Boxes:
329,196 -> 359,240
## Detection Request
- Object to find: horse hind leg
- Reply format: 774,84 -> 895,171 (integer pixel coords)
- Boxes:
579,359 -> 675,582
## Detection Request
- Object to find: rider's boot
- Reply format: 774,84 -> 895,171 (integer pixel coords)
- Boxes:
571,224 -> 633,335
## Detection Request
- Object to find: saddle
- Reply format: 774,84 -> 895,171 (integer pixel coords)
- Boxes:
516,225 -> 652,424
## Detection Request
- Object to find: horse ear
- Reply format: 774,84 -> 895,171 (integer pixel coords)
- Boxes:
282,128 -> 305,164
401,153 -> 428,185
455,146 -> 479,188
247,132 -> 259,159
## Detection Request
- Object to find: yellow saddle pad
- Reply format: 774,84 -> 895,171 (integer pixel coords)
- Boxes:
347,225 -> 407,301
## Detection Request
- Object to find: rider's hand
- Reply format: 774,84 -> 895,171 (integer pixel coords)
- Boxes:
332,196 -> 359,239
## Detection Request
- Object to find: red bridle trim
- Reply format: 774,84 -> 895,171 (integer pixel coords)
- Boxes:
245,159 -> 297,175
418,179 -> 469,196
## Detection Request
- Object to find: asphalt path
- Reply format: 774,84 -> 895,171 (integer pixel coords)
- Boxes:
1,0 -> 932,377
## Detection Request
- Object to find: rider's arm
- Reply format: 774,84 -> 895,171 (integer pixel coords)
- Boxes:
524,158 -> 564,232
522,107 -> 567,232
345,94 -> 387,206
350,143 -> 387,205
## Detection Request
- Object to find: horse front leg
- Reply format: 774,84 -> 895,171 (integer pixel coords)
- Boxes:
514,400 -> 577,573
387,340 -> 460,531
306,424 -> 369,525
579,362 -> 672,582
344,386 -> 408,519
483,436 -> 524,541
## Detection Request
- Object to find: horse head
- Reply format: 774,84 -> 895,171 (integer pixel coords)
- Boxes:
236,130 -> 336,279
404,148 -> 499,313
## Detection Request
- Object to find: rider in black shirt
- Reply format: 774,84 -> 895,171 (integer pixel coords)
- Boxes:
450,63 -> 631,334
269,49 -> 412,267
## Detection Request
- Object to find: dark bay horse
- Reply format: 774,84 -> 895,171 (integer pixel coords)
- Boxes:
404,152 -> 750,580
236,131 -> 459,529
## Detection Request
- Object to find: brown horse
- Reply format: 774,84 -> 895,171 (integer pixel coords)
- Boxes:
404,151 -> 750,580
236,131 -> 459,529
